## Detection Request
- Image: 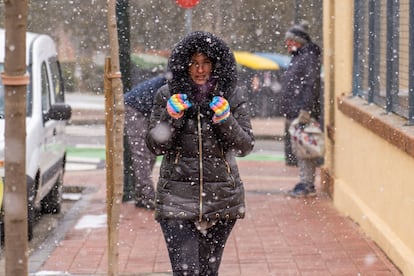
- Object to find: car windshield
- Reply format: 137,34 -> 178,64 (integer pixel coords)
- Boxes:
0,63 -> 32,118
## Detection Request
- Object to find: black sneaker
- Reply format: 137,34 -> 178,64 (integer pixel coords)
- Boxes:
285,161 -> 298,167
287,183 -> 316,198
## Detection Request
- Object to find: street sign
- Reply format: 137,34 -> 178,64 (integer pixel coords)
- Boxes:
176,0 -> 199,9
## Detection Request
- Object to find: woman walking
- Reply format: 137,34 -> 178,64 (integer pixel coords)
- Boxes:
146,31 -> 254,275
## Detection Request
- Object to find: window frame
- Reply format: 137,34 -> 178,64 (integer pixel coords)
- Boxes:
352,0 -> 414,125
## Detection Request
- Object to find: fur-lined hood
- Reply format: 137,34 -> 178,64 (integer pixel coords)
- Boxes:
167,31 -> 238,99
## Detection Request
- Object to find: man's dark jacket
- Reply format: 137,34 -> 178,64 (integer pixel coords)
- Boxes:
281,42 -> 322,120
124,75 -> 167,116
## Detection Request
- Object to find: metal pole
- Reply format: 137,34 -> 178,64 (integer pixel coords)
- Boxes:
294,0 -> 301,23
185,8 -> 192,34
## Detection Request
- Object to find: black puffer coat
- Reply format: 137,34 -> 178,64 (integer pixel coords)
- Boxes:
281,42 -> 322,120
146,31 -> 254,222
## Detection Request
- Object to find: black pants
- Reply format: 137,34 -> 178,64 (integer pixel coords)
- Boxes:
284,119 -> 298,166
159,219 -> 236,276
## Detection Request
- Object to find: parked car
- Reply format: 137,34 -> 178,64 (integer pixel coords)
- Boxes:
0,28 -> 72,240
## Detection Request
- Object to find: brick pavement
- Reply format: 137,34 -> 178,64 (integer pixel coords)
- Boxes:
33,157 -> 402,275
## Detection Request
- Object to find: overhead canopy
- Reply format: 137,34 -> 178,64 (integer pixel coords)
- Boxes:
131,53 -> 168,70
255,52 -> 291,69
233,51 -> 280,70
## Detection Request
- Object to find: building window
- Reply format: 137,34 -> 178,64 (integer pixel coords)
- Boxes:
353,0 -> 414,124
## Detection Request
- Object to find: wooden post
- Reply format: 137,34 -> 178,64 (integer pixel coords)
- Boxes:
106,0 -> 125,275
2,0 -> 29,275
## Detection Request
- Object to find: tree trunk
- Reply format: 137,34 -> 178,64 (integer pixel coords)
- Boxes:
2,0 -> 29,275
106,1 -> 125,275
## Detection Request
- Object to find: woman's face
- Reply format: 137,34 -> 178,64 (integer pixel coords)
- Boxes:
188,53 -> 212,85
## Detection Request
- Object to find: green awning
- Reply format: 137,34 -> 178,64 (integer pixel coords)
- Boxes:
131,53 -> 168,70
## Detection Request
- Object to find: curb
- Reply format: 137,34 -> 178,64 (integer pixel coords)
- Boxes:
69,109 -> 106,125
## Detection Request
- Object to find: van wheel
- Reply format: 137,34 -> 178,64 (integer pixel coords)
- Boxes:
41,170 -> 63,214
0,207 -> 34,242
0,203 -> 35,242
0,182 -> 36,241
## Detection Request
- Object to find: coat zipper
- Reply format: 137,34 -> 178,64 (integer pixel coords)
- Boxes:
197,106 -> 204,222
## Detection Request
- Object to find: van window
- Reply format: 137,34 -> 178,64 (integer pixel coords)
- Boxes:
49,58 -> 64,103
41,62 -> 51,120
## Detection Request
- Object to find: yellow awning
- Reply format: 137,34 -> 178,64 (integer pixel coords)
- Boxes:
233,51 -> 280,70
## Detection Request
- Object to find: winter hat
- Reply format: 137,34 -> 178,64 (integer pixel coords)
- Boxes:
284,21 -> 311,44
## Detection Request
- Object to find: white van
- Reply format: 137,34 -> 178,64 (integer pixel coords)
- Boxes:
0,28 -> 71,240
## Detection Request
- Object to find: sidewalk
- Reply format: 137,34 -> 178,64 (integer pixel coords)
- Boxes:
33,160 -> 401,275
29,94 -> 401,275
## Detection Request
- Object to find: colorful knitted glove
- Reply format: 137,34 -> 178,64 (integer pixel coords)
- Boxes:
166,94 -> 192,119
209,96 -> 230,124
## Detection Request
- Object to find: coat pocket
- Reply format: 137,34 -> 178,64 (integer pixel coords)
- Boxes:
156,178 -> 199,219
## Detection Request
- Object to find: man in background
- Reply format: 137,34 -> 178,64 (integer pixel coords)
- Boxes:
124,75 -> 167,208
281,21 -> 322,197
